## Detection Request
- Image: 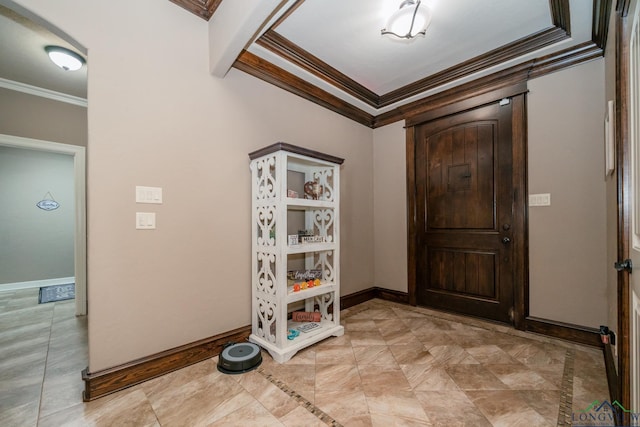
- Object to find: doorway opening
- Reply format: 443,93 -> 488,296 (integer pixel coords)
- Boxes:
0,134 -> 86,315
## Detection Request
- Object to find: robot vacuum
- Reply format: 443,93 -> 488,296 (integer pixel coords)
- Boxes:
217,342 -> 262,374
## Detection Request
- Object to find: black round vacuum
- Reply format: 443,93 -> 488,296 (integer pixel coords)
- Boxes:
217,342 -> 262,374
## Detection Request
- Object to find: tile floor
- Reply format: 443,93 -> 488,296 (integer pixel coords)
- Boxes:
1,290 -> 609,426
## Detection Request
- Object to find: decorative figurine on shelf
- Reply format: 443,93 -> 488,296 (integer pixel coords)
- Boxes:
304,179 -> 323,200
314,278 -> 321,287
293,283 -> 301,292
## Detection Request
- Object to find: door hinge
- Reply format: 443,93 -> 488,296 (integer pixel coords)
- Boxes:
499,98 -> 510,106
614,259 -> 633,273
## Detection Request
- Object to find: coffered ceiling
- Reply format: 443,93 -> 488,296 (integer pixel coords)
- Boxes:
173,0 -> 611,128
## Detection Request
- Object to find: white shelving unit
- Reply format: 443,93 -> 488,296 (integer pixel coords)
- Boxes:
248,143 -> 344,363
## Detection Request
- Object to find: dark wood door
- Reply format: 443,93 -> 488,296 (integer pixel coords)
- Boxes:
415,101 -> 515,324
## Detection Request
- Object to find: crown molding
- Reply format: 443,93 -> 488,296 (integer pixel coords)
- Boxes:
233,50 -> 375,127
0,78 -> 87,107
168,0 -> 223,20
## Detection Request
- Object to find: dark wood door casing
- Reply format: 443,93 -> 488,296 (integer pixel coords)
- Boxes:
406,84 -> 528,328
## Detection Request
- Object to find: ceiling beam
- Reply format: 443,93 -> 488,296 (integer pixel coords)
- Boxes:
208,0 -> 285,78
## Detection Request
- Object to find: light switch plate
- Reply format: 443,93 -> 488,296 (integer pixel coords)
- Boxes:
136,212 -> 156,229
529,193 -> 551,206
136,186 -> 162,204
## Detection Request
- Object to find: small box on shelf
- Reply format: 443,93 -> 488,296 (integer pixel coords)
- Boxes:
292,311 -> 321,322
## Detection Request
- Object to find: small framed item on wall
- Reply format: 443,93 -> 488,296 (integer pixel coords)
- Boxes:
605,99 -> 615,177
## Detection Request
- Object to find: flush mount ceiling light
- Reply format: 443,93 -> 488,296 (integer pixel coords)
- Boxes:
45,46 -> 85,71
381,0 -> 432,40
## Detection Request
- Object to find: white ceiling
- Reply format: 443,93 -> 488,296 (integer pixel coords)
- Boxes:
274,0 -> 552,94
244,0 -> 597,117
0,0 -> 600,122
0,4 -> 87,99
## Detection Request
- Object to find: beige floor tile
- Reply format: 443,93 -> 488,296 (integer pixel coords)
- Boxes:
315,345 -> 356,365
505,343 -> 566,365
465,344 -> 520,364
279,405 -> 327,427
148,372 -> 253,426
315,364 -> 362,391
0,294 -> 613,427
235,371 -> 300,418
315,389 -> 370,425
344,319 -> 379,332
353,345 -> 398,365
428,344 -> 478,365
400,362 -> 460,391
389,341 -> 435,364
375,318 -> 412,336
445,365 -> 509,390
349,330 -> 387,346
516,390 -> 561,425
209,400 -> 284,426
485,364 -> 559,390
262,363 -> 316,391
414,390 -> 491,426
365,390 -> 430,422
466,390 -> 552,427
38,388 -> 159,427
358,364 -> 413,393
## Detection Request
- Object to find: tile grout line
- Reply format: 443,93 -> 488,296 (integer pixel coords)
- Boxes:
256,367 -> 343,427
35,300 -> 57,427
556,348 -> 575,426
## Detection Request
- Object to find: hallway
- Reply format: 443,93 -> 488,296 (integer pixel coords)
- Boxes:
0,288 -> 87,426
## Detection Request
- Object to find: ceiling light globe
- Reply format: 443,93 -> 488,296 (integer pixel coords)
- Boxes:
45,46 -> 85,71
382,0 -> 432,40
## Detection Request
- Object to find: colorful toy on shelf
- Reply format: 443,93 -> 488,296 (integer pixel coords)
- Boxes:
314,278 -> 321,287
300,282 -> 308,290
287,329 -> 300,340
307,280 -> 314,288
293,283 -> 301,292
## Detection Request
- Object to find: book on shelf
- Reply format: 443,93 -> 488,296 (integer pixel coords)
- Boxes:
291,311 -> 321,322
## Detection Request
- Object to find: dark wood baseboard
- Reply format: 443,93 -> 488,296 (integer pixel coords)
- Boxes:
525,317 -> 603,348
604,343 -> 619,404
82,325 -> 251,401
340,288 -> 377,309
340,287 -> 409,309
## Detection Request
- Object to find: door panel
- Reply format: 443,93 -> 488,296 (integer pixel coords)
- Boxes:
415,101 -> 514,324
427,123 -> 495,230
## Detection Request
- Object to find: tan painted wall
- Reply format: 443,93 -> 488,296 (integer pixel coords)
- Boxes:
0,87 -> 87,146
527,59 -> 607,328
12,0 -> 374,371
373,121 -> 407,291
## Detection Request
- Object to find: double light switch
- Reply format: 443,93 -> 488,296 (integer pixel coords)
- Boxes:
136,186 -> 162,229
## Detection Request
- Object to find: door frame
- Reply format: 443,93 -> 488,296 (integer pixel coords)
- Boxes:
406,83 -> 529,329
0,133 -> 87,316
616,0 -> 634,419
